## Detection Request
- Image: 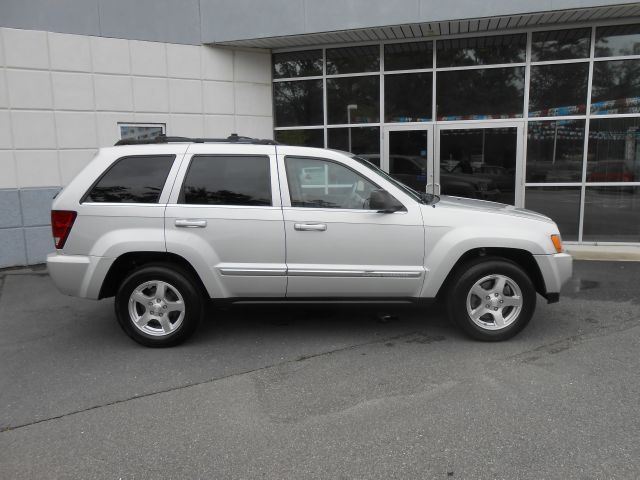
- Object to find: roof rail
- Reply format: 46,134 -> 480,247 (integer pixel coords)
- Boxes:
114,133 -> 279,146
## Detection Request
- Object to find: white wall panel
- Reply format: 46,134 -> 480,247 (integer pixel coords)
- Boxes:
96,112 -> 134,146
0,111 -> 12,148
168,79 -> 203,113
133,77 -> 170,112
90,37 -> 131,75
55,112 -> 98,149
52,72 -> 94,110
204,114 -> 235,136
6,70 -> 52,109
48,32 -> 92,72
14,150 -> 60,187
0,70 -> 7,108
0,151 -> 17,188
234,83 -> 272,116
130,40 -> 167,77
169,114 -> 204,137
234,51 -> 271,83
202,47 -> 234,81
58,149 -> 96,185
203,81 -> 234,114
11,111 -> 56,149
167,44 -> 201,79
94,74 -> 134,111
2,28 -> 49,69
235,115 -> 273,139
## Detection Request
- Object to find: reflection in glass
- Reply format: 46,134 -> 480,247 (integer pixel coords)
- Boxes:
529,63 -> 589,117
327,76 -> 380,124
531,28 -> 591,61
327,127 -> 379,161
385,73 -> 432,122
526,120 -> 585,183
588,117 -> 640,183
387,130 -> 430,192
524,187 -> 581,241
595,24 -> 640,57
275,129 -> 324,148
326,45 -> 379,74
583,187 -> 640,242
272,50 -> 322,79
436,67 -> 524,120
384,41 -> 432,71
436,34 -> 526,67
274,80 -> 323,127
439,128 -> 517,205
591,59 -> 640,114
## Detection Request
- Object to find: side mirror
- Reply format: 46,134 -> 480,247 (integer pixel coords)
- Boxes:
369,189 -> 403,213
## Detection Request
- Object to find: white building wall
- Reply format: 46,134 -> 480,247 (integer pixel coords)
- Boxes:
0,27 -> 274,268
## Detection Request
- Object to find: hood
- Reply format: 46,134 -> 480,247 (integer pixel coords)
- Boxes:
433,195 -> 555,224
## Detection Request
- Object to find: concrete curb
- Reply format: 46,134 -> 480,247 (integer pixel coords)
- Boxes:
567,246 -> 640,262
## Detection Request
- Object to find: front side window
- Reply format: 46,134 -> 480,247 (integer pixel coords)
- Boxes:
85,155 -> 175,203
182,155 -> 272,206
285,156 -> 382,209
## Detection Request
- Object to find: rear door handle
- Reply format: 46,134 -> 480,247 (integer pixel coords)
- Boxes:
294,223 -> 327,232
175,219 -> 207,228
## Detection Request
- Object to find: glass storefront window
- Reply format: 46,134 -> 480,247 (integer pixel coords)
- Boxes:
587,117 -> 640,183
591,59 -> 640,115
275,129 -> 324,147
326,76 -> 380,124
531,28 -> 591,61
274,80 -> 323,127
387,130 -> 430,192
384,72 -> 432,122
525,187 -> 581,241
595,24 -> 640,57
384,41 -> 433,71
327,127 -> 380,161
326,45 -> 379,74
436,67 -> 524,120
526,120 -> 585,183
436,34 -> 526,67
272,50 -> 322,79
583,187 -> 640,242
529,63 -> 589,117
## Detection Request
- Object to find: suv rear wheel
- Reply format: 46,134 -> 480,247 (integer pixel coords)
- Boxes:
115,264 -> 204,347
446,257 -> 536,341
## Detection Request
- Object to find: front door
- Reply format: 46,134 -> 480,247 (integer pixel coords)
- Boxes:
435,122 -> 524,206
276,146 -> 426,298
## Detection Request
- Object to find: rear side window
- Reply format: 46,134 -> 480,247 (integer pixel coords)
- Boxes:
85,155 -> 175,203
181,155 -> 272,206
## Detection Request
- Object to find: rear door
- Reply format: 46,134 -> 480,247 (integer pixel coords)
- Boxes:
277,146 -> 426,298
165,144 -> 286,298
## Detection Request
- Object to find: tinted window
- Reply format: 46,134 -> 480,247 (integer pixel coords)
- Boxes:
587,117 -> 640,183
327,126 -> 380,159
526,120 -> 585,183
275,129 -> 324,147
385,72 -> 432,122
326,45 -> 379,74
436,34 -> 526,67
529,63 -> 589,116
591,59 -> 640,114
273,49 -> 322,78
531,28 -> 591,61
326,76 -> 380,124
595,24 -> 640,57
285,156 -> 381,209
384,41 -> 433,71
436,67 -> 524,120
274,80 -> 324,127
85,155 -> 174,203
182,155 -> 271,206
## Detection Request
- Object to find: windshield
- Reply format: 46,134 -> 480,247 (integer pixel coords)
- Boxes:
351,155 -> 438,205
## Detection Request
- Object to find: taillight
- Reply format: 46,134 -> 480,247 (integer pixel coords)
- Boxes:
51,210 -> 77,249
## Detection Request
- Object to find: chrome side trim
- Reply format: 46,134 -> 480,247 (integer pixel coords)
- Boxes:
288,269 -> 423,278
219,268 -> 287,276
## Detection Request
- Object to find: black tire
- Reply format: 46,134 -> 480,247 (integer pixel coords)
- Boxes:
445,257 -> 536,341
115,264 -> 204,347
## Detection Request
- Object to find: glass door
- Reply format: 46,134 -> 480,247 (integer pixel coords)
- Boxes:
435,122 -> 524,206
382,125 -> 435,195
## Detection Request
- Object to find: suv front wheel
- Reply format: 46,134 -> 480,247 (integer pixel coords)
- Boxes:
115,264 -> 204,347
446,257 -> 536,341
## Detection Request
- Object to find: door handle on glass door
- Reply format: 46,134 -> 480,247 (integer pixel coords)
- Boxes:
294,223 -> 327,232
175,219 -> 207,228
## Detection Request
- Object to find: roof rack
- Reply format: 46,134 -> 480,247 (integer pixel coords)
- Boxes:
114,133 -> 279,146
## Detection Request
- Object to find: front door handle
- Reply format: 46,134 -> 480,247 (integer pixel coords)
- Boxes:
294,223 -> 327,232
175,219 -> 207,228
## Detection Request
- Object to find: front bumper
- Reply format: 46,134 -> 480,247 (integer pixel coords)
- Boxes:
533,252 -> 573,303
47,252 -> 114,299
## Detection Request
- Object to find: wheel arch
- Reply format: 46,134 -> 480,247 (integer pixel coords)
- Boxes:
435,247 -> 546,300
99,251 -> 209,300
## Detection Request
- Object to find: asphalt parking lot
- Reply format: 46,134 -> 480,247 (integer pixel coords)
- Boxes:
1,260 -> 639,479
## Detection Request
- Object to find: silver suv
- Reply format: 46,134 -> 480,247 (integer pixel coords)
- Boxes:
47,135 -> 572,347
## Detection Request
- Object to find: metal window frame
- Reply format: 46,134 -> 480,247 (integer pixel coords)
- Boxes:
272,19 -> 640,245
